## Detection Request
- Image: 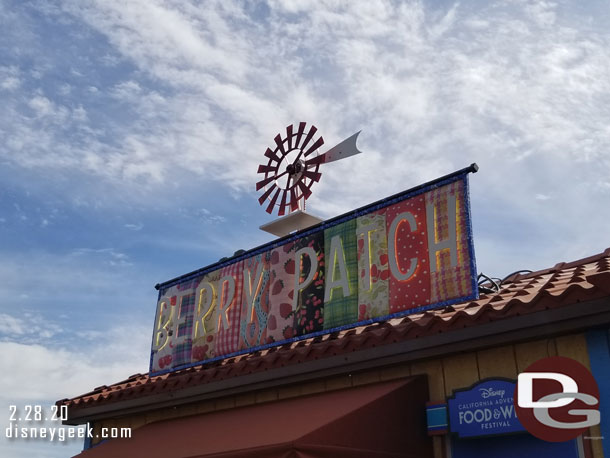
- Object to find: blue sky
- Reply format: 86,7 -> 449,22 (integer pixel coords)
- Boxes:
1,1 -> 610,456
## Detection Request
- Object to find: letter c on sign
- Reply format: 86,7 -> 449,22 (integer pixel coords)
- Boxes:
388,212 -> 418,281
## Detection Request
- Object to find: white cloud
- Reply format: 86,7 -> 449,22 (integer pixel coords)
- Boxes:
109,80 -> 141,100
1,76 -> 20,90
0,65 -> 21,91
0,0 -> 608,275
58,83 -> 71,95
55,1 -> 610,195
70,247 -> 132,266
187,207 -> 228,224
0,249 -> 152,312
72,105 -> 87,122
0,312 -> 63,341
28,95 -> 53,116
0,314 -> 26,335
124,222 -> 143,231
0,325 -> 150,401
535,193 -> 551,201
0,325 -> 151,458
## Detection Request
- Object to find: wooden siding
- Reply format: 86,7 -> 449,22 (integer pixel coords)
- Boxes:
90,333 -> 600,458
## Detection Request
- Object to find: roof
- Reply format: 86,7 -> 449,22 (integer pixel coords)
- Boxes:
59,248 -> 610,423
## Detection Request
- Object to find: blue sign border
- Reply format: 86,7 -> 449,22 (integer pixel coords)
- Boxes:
149,164 -> 479,376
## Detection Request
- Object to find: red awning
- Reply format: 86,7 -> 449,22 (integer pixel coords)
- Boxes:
75,377 -> 432,458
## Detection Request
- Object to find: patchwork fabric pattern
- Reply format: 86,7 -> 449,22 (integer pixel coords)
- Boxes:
191,269 -> 222,363
293,232 -> 325,335
152,279 -> 199,371
426,180 -> 473,302
239,252 -> 271,349
387,194 -> 432,313
215,260 -> 244,356
150,173 -> 477,373
151,292 -> 175,371
323,219 -> 358,329
172,291 -> 195,367
267,241 -> 297,342
356,211 -> 389,320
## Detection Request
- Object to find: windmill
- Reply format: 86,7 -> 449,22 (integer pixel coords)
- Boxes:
257,122 -> 362,237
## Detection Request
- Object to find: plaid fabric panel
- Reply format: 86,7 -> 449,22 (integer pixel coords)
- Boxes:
387,194 -> 432,313
356,211 -> 389,320
238,252 -> 271,349
323,219 -> 358,330
215,260 -> 244,356
191,269 -> 222,363
293,232 -> 325,335
176,278 -> 199,291
267,241 -> 298,342
152,280 -> 199,372
151,290 -> 175,372
171,292 -> 195,367
425,180 -> 473,302
176,293 -> 195,338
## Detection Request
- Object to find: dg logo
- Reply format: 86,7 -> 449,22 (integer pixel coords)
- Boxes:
514,356 -> 601,442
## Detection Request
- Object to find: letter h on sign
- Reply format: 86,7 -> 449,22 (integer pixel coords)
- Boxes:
426,194 -> 458,273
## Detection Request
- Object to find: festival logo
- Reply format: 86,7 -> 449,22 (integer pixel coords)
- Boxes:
448,379 -> 525,438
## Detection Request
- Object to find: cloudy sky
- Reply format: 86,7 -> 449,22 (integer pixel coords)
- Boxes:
1,0 -> 609,456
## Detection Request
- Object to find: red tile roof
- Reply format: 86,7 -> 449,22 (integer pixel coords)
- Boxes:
59,248 -> 610,419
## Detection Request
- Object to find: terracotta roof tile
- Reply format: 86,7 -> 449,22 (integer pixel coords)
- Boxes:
60,248 -> 610,412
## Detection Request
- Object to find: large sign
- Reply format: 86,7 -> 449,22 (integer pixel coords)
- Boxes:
448,379 -> 525,438
150,166 -> 478,374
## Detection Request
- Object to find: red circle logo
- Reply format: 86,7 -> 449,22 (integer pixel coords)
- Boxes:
514,356 -> 600,442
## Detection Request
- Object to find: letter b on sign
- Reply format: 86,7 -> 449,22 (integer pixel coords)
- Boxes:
514,356 -> 600,442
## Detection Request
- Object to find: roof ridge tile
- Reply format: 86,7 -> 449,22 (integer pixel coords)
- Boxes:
585,271 -> 610,294
60,250 -> 610,412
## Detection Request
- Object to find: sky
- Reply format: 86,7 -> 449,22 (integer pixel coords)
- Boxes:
1,0 -> 609,456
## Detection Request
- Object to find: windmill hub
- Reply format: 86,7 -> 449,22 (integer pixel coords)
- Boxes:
256,122 -> 362,218
286,160 -> 303,176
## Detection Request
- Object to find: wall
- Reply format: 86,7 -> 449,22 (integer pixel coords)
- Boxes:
89,332 -> 602,458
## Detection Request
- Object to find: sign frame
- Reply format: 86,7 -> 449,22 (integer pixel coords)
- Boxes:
150,163 -> 479,375
448,377 -> 526,439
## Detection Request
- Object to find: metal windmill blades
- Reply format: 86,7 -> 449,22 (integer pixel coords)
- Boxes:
302,169 -> 322,182
256,174 -> 276,192
258,186 -> 275,205
304,154 -> 325,166
256,122 -> 325,216
278,186 -> 288,216
256,147 -> 281,191
296,179 -> 312,200
303,136 -> 325,158
294,121 -> 306,149
289,186 -> 299,212
265,188 -> 281,214
299,124 -> 318,153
